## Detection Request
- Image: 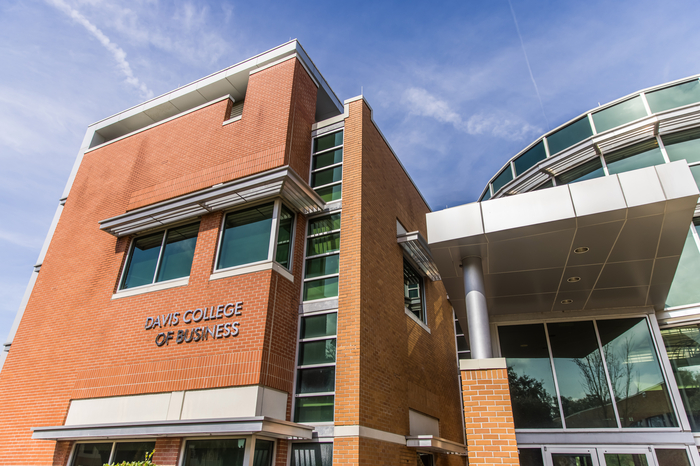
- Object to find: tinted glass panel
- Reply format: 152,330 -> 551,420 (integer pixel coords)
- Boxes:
547,117 -> 593,155
498,324 -> 562,428
297,367 -> 335,393
481,187 -> 492,201
184,439 -> 246,466
253,440 -> 274,466
122,232 -> 162,289
291,443 -> 333,466
598,318 -> 677,427
604,140 -> 665,175
603,453 -> 648,466
666,228 -> 700,308
303,277 -> 339,301
551,453 -> 594,466
555,158 -> 605,185
112,442 -> 156,463
275,205 -> 294,269
592,96 -> 647,133
314,132 -> 343,152
514,141 -> 547,176
218,204 -> 273,269
294,395 -> 334,422
661,128 -> 700,164
519,448 -> 544,466
307,233 -> 340,256
315,184 -> 342,202
305,255 -> 339,279
71,443 -> 112,466
311,166 -> 342,188
646,80 -> 700,113
655,448 -> 691,466
301,313 -> 337,339
299,339 -> 336,365
661,324 -> 700,431
492,167 -> 513,193
308,215 -> 340,235
457,335 -> 469,352
548,321 -> 617,428
156,223 -> 199,282
313,149 -> 343,170
403,259 -> 424,321
690,165 -> 700,190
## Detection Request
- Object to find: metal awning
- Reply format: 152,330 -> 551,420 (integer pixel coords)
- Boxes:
32,416 -> 314,441
397,231 -> 441,281
405,435 -> 467,455
99,167 -> 324,237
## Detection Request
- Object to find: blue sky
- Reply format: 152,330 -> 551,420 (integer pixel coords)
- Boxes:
1,0 -> 700,346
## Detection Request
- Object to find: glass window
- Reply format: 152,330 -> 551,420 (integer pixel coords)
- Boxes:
294,395 -> 334,422
690,165 -> 700,190
218,203 -> 273,269
551,453 -> 594,466
661,324 -> 700,431
514,141 -> 547,176
304,214 -> 341,302
303,277 -> 339,301
492,167 -> 513,193
592,96 -> 648,133
299,340 -> 336,366
121,222 -> 199,290
498,324 -> 562,428
112,442 -> 156,463
546,117 -> 594,155
291,443 -> 333,466
311,166 -> 342,187
655,448 -> 691,466
555,158 -> 605,185
404,259 -> 425,323
314,184 -> 342,203
417,452 -> 435,466
666,226 -> 700,308
275,204 -> 294,269
481,187 -> 492,201
312,149 -> 343,171
297,367 -> 335,394
311,131 -> 343,202
305,255 -> 339,279
597,318 -> 677,427
252,440 -> 274,466
603,453 -> 649,466
661,128 -> 700,165
604,139 -> 665,175
71,443 -> 112,466
301,313 -> 337,339
183,439 -> 246,466
314,132 -> 343,153
646,80 -> 700,113
518,448 -> 544,466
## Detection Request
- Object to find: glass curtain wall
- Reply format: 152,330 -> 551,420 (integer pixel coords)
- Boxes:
310,131 -> 343,202
661,324 -> 700,431
499,317 -> 677,429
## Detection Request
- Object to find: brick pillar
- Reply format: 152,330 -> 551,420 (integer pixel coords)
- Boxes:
52,441 -> 73,466
460,358 -> 519,465
153,438 -> 182,466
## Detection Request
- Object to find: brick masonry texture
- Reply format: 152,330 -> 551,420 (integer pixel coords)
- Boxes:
461,368 -> 519,465
0,58 -> 315,465
334,99 -> 466,465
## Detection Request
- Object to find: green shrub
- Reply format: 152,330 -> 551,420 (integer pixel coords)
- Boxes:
104,450 -> 157,466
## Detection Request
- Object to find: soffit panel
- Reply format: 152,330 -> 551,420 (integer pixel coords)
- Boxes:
487,293 -> 557,316
596,260 -> 654,289
487,229 -> 575,274
559,264 -> 604,292
485,268 -> 564,298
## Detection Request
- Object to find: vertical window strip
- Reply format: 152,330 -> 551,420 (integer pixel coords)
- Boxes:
303,213 -> 341,302
311,131 -> 343,203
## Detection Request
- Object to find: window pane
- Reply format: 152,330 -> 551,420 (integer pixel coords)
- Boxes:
598,318 -> 677,427
592,96 -> 648,133
122,232 -> 163,289
498,324 -> 562,428
253,440 -> 274,466
457,335 -> 469,352
514,141 -> 547,176
308,215 -> 340,235
314,184 -> 342,202
275,205 -> 294,269
313,149 -> 343,170
547,117 -> 593,155
314,131 -> 343,152
604,453 -> 649,466
551,454 -> 594,466
184,439 -> 246,466
548,321 -> 617,428
303,277 -> 339,301
518,448 -> 544,466
481,187 -> 491,201
492,167 -> 513,193
300,339 -> 336,366
307,233 -> 340,256
294,396 -> 334,422
661,324 -> 700,431
218,204 -> 273,269
661,128 -> 700,164
646,80 -> 700,113
690,165 -> 700,190
156,223 -> 199,282
666,228 -> 700,308
305,255 -> 339,279
301,313 -> 337,339
311,166 -> 342,188
291,443 -> 333,466
404,259 -> 424,321
297,367 -> 335,393
604,140 -> 665,175
112,442 -> 156,463
555,158 -> 605,185
71,443 -> 112,466
655,449 -> 691,466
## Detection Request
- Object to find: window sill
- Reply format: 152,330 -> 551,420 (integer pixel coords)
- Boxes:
111,277 -> 189,300
405,308 -> 430,333
210,261 -> 293,283
222,115 -> 242,126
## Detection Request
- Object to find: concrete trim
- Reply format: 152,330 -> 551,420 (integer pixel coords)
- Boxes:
299,298 -> 338,314
459,358 -> 507,371
210,261 -> 294,283
333,425 -> 405,445
222,115 -> 242,126
405,435 -> 467,455
112,277 -> 189,300
405,308 -> 431,334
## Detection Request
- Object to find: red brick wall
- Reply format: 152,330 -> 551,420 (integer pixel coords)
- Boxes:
153,438 -> 182,466
0,58 -> 316,465
461,367 -> 519,465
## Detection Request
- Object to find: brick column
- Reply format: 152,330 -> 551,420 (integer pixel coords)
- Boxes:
153,438 -> 182,466
460,358 -> 519,465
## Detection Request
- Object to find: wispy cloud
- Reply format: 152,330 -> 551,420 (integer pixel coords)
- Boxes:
0,229 -> 43,250
45,0 -> 153,99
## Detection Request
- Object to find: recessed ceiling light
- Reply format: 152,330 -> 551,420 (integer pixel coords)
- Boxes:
567,277 -> 581,283
574,247 -> 590,254
561,299 -> 574,304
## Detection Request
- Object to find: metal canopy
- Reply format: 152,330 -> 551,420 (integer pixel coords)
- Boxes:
31,416 -> 314,441
427,162 -> 699,330
397,231 -> 441,281
99,167 -> 324,237
405,435 -> 467,455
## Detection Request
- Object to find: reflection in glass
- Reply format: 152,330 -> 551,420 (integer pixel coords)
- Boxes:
646,80 -> 700,113
655,448 -> 691,466
314,131 -> 343,152
275,205 -> 294,269
122,232 -> 163,289
315,184 -> 342,202
661,324 -> 700,431
514,141 -> 547,176
592,96 -> 648,134
305,255 -> 339,279
308,214 -> 341,235
546,117 -> 593,155
311,166 -> 342,187
183,439 -> 246,466
666,228 -> 700,308
303,277 -> 339,301
156,223 -> 199,282
690,165 -> 700,190
253,440 -> 274,466
291,443 -> 333,466
112,442 -> 156,463
604,140 -> 665,175
313,149 -> 343,170
498,324 -> 562,428
71,443 -> 112,466
662,128 -> 700,165
604,453 -> 648,466
492,167 -> 513,193
518,448 -> 544,466
404,259 -> 424,321
551,453 -> 594,466
555,158 -> 605,185
297,367 -> 335,393
548,321 -> 616,428
294,395 -> 334,422
307,233 -> 340,256
299,339 -> 336,366
218,204 -> 273,269
301,313 -> 337,339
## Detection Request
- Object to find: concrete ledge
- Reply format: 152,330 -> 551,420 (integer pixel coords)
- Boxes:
459,358 -> 507,371
334,425 -> 405,445
405,435 -> 467,455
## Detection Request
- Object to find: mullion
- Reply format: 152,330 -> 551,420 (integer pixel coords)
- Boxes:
299,336 -> 337,343
544,322 -> 567,429
152,230 -> 169,284
313,180 -> 342,190
311,162 -> 343,173
592,319 -> 623,428
303,273 -> 339,283
313,144 -> 342,156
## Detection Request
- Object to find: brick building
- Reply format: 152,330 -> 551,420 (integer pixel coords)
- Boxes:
0,42 -> 466,466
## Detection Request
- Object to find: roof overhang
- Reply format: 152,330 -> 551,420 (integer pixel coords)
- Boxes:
31,416 -> 313,441
397,231 -> 441,281
99,167 -> 324,237
405,435 -> 467,455
427,161 -> 699,329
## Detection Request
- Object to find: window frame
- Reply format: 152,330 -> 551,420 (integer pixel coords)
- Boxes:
309,129 -> 344,204
68,440 -> 157,466
177,435 -> 277,466
301,211 -> 341,303
404,257 -> 428,327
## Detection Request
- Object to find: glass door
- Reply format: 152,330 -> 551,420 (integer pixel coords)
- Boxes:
546,447 -> 600,466
544,447 -> 657,466
596,447 -> 655,466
